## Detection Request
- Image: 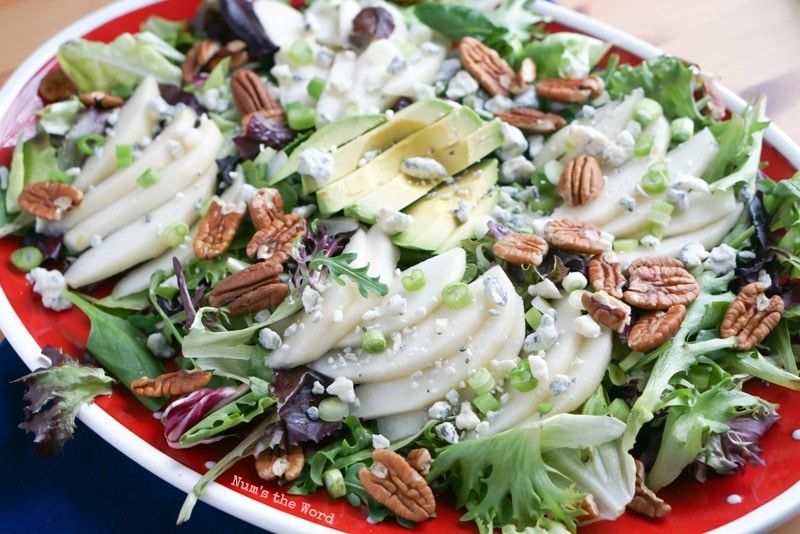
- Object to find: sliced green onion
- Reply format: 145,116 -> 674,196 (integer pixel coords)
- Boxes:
634,134 -> 654,157
508,359 -> 538,393
641,161 -> 670,194
442,282 -> 473,310
473,392 -> 499,414
319,397 -> 349,422
401,268 -> 426,292
115,144 -> 134,168
136,168 -> 160,188
76,133 -> 106,156
647,200 -> 674,226
307,76 -> 326,100
613,238 -> 639,253
361,329 -> 387,354
642,223 -> 664,240
285,101 -> 316,131
633,97 -> 663,126
161,221 -> 190,247
467,368 -> 495,395
10,246 -> 43,272
323,469 -> 347,499
288,39 -> 313,66
537,402 -> 552,415
525,306 -> 543,329
670,117 -> 694,143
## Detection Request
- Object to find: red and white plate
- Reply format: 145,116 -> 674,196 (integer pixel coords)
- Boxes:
2,1 -> 800,532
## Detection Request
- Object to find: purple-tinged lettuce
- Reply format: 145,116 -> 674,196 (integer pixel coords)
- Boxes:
271,367 -> 343,445
162,384 -> 247,448
233,114 -> 297,159
13,345 -> 114,457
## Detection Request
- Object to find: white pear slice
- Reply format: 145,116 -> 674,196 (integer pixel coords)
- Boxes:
252,0 -> 306,49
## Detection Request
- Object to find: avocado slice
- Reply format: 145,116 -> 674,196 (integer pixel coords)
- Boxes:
391,158 -> 500,252
300,98 -> 459,194
346,120 -> 503,224
269,114 -> 386,185
435,186 -> 499,253
316,105 -> 484,216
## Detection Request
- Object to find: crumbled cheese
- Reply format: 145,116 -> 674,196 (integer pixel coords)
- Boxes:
376,206 -> 414,235
513,87 -> 539,108
455,402 -> 481,430
757,269 -> 772,288
527,135 -> 545,159
420,42 -> 443,56
435,58 -> 463,83
312,381 -> 326,395
90,234 -> 103,248
549,374 -> 574,396
619,195 -> 637,212
435,317 -> 449,335
704,243 -> 737,275
577,105 -> 597,120
528,353 -> 549,382
500,155 -> 535,184
574,314 -> 602,338
601,130 -> 635,168
297,148 -> 334,187
496,123 -> 528,161
302,286 -> 323,314
270,63 -> 292,79
639,234 -> 660,250
386,55 -> 408,75
332,309 -> 344,323
445,389 -> 460,405
146,333 -> 175,359
667,188 -> 689,211
523,314 -> 558,352
483,276 -> 508,306
567,124 -> 609,156
428,401 -> 452,420
372,433 -> 391,449
528,279 -> 561,300
562,272 -> 588,293
401,157 -> 448,180
26,268 -> 72,311
679,241 -> 709,268
435,422 -> 459,444
283,323 -> 298,338
306,406 -> 320,420
445,70 -> 479,99
362,307 -> 382,322
484,95 -> 514,115
326,376 -> 358,404
412,82 -> 437,101
258,327 -> 282,351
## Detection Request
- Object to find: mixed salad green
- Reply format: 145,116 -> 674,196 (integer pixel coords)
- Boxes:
4,0 -> 800,532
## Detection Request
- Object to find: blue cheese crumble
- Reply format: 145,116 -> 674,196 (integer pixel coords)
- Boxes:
26,268 -> 72,311
297,148 -> 334,187
401,157 -> 448,180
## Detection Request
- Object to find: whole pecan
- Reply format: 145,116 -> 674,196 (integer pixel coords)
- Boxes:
17,181 -> 83,221
459,36 -> 516,97
130,369 -> 212,397
193,198 -> 247,260
628,460 -> 671,518
492,232 -> 549,267
249,187 -> 285,230
544,218 -> 608,255
38,69 -> 76,102
231,68 -> 283,127
79,91 -> 125,109
720,282 -> 784,351
582,291 -> 631,333
628,304 -> 687,353
255,445 -> 305,481
558,154 -> 603,207
209,261 -> 289,315
493,107 -> 567,134
535,75 -> 605,104
623,256 -> 700,310
588,252 -> 626,298
246,212 -> 307,263
358,449 -> 436,523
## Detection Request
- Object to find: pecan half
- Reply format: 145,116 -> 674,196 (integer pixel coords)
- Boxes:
559,154 -> 603,207
510,57 -> 536,95
493,107 -> 567,134
183,39 -> 249,85
459,36 -> 516,97
255,445 -> 305,481
358,449 -> 436,523
628,305 -> 687,353
194,198 -> 247,260
628,460 -> 671,518
588,252 -> 625,298
231,68 -> 283,127
246,212 -> 307,263
493,232 -> 549,267
582,291 -> 631,333
623,257 -> 700,310
209,261 -> 289,315
535,75 -> 605,104
249,187 -> 285,230
17,182 -> 83,221
79,91 -> 124,109
130,369 -> 212,397
544,218 -> 608,255
39,69 -> 76,102
406,448 -> 432,476
720,282 -> 784,351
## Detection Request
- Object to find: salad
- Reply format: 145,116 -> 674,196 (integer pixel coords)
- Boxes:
3,0 -> 800,532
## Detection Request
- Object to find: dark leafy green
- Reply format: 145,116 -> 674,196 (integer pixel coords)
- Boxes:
309,252 -> 389,298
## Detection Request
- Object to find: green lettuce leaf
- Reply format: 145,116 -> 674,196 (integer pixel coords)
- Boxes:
521,32 -> 611,79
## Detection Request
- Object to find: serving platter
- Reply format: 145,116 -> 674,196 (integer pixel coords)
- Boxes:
2,0 -> 800,532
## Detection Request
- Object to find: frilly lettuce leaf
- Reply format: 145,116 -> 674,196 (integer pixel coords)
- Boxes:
521,32 -> 611,79
57,32 -> 183,95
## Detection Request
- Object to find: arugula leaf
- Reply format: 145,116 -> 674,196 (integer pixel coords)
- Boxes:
309,252 -> 389,298
13,345 -> 114,456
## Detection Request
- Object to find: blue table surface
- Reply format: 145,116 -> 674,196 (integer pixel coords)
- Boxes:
1,340 -> 269,533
